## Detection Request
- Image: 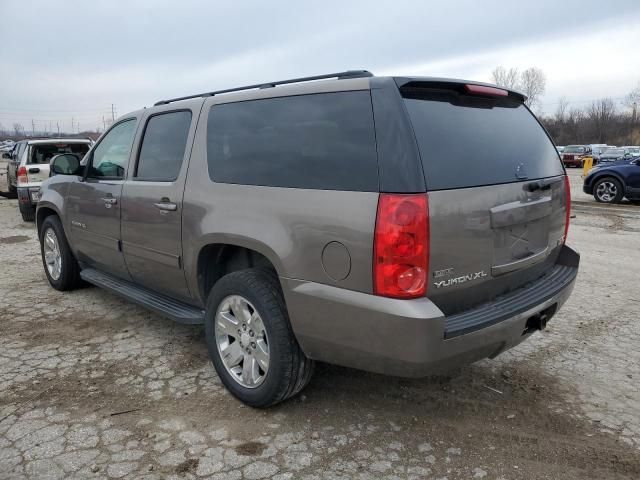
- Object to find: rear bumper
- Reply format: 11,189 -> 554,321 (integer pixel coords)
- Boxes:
283,245 -> 579,377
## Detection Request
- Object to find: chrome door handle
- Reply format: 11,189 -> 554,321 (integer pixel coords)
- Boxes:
101,197 -> 117,208
153,202 -> 177,212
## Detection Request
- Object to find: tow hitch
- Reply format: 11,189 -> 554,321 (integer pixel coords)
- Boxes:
523,304 -> 557,335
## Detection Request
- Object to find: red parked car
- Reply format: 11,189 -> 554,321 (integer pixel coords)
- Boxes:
561,145 -> 592,167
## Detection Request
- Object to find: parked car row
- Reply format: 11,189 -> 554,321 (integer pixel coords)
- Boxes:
2,138 -> 92,220
557,144 -> 640,168
0,140 -> 16,152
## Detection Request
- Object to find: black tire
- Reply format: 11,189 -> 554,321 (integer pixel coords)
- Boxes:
19,201 -> 35,222
593,177 -> 624,204
39,215 -> 82,291
205,268 -> 314,407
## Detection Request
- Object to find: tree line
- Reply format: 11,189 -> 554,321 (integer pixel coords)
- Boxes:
492,66 -> 640,147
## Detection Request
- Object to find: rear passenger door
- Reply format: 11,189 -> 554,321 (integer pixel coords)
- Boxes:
120,100 -> 202,301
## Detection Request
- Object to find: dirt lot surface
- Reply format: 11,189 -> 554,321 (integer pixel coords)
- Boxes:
1,174 -> 640,479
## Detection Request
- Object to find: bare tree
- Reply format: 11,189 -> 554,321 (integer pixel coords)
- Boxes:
624,82 -> 640,123
587,98 -> 616,143
554,97 -> 569,123
520,67 -> 546,110
565,108 -> 584,144
491,66 -> 519,90
13,123 -> 24,137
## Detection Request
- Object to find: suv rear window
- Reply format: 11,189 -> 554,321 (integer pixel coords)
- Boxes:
402,89 -> 563,190
206,91 -> 378,191
28,143 -> 90,165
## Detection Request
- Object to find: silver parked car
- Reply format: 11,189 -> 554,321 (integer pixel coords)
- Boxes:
6,138 -> 91,221
36,71 -> 579,406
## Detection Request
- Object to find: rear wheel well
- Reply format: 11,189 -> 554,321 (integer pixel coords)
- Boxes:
36,207 -> 58,236
592,174 -> 625,188
197,244 -> 278,302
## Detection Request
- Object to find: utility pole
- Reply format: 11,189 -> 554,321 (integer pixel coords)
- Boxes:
32,119 -> 35,135
71,117 -> 75,134
57,122 -> 60,135
111,104 -> 115,122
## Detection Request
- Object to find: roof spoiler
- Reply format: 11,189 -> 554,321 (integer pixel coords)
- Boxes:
394,77 -> 527,102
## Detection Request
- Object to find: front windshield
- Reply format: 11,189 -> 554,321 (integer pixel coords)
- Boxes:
563,146 -> 584,153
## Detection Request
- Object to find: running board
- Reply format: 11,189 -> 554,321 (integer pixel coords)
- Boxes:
80,268 -> 205,325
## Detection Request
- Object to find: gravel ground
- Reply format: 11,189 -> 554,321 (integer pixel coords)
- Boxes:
1,177 -> 640,479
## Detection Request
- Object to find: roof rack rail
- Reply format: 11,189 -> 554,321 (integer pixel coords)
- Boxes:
154,70 -> 373,106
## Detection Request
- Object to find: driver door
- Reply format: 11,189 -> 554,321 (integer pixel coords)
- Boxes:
65,118 -> 139,279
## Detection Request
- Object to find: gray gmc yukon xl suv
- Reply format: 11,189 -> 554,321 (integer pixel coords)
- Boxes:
37,71 -> 579,407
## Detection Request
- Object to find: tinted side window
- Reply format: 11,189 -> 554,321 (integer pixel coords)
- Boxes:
16,143 -> 26,161
89,119 -> 137,179
135,111 -> 192,181
207,91 -> 378,191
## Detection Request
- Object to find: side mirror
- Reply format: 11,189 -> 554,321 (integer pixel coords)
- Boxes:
2,152 -> 10,159
50,154 -> 81,176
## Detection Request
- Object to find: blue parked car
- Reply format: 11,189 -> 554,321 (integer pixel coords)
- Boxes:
583,157 -> 640,203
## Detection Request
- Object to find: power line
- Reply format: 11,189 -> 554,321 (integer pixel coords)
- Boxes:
0,106 -> 115,113
540,96 -> 627,107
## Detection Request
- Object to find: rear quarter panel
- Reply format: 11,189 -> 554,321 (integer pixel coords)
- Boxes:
182,182 -> 379,304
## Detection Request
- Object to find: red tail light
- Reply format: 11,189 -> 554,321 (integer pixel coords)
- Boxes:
17,166 -> 28,185
373,193 -> 429,298
563,175 -> 571,244
464,84 -> 508,97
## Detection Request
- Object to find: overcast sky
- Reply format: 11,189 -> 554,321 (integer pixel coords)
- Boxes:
1,0 -> 639,133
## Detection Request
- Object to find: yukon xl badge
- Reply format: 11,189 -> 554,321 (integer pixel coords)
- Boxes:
433,270 -> 487,289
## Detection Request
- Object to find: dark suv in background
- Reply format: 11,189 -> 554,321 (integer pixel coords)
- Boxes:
36,71 -> 579,407
583,156 -> 640,203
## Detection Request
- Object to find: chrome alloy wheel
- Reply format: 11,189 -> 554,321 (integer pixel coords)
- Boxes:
215,295 -> 270,388
43,228 -> 62,280
596,181 -> 618,202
